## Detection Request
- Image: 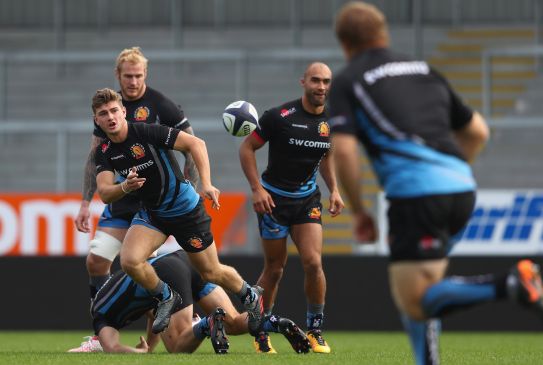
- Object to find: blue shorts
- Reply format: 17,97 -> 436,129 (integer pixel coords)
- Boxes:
97,205 -> 133,229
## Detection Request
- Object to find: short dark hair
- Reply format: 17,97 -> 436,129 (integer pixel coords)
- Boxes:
92,88 -> 123,114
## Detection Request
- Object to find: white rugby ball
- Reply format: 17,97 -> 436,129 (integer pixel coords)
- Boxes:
222,100 -> 258,137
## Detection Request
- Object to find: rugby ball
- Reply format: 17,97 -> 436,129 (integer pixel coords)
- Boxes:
222,100 -> 258,137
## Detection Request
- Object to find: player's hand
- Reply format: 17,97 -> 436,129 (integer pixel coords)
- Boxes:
201,184 -> 220,210
124,167 -> 146,192
252,187 -> 275,214
354,210 -> 377,243
75,201 -> 91,233
135,336 -> 150,353
328,190 -> 345,217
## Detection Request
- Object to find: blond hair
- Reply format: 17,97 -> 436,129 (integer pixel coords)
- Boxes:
115,46 -> 148,74
92,88 -> 123,114
335,2 -> 389,52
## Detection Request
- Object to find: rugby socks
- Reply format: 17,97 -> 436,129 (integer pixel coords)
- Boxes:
149,280 -> 171,301
264,305 -> 274,317
89,274 -> 110,298
192,316 -> 210,340
237,281 -> 257,308
422,274 -> 507,318
261,314 -> 281,333
401,314 -> 440,365
307,303 -> 325,330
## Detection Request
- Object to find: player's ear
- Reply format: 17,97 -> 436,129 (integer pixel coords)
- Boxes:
122,106 -> 127,117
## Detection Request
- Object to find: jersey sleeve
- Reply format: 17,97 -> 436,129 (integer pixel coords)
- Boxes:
328,73 -> 358,135
156,94 -> 191,131
254,109 -> 275,142
133,123 -> 181,149
95,143 -> 114,174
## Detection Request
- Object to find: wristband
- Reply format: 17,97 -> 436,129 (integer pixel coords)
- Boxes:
120,181 -> 131,194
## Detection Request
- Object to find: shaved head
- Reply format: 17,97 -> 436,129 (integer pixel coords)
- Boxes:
303,62 -> 332,80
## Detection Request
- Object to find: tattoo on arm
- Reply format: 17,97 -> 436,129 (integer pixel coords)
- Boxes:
82,136 -> 101,201
181,126 -> 200,188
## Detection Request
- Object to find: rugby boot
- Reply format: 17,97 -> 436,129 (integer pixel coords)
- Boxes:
307,329 -> 331,354
253,331 -> 277,354
67,335 -> 103,353
152,290 -> 183,334
278,318 -> 310,354
245,285 -> 264,335
508,259 -> 543,316
209,307 -> 229,354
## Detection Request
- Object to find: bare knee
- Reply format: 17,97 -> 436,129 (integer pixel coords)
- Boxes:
120,256 -> 144,276
301,257 -> 323,278
263,260 -> 285,283
86,253 -> 112,276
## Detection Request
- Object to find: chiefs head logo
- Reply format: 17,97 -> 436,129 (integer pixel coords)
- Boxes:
134,106 -> 150,121
130,143 -> 146,159
308,207 -> 321,219
318,121 -> 330,137
187,236 -> 203,249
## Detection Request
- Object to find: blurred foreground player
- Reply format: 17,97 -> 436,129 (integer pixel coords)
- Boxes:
330,2 -> 543,365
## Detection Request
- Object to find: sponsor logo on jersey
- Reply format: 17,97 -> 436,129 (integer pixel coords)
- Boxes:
318,121 -> 330,137
289,138 -> 330,149
187,236 -> 203,249
101,141 -> 110,153
419,235 -> 441,251
111,154 -> 125,160
280,107 -> 296,118
308,207 -> 321,219
292,123 -> 308,129
119,160 -> 154,176
134,106 -> 150,121
130,143 -> 146,159
364,61 -> 430,85
165,127 -> 173,145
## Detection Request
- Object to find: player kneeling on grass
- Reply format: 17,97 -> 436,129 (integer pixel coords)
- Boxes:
68,250 -> 310,354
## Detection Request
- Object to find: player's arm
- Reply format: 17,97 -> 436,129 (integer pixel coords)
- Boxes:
75,135 -> 102,233
173,132 -> 220,209
332,133 -> 377,242
179,125 -> 200,189
318,152 -> 344,217
96,169 -> 146,204
453,111 -> 489,163
143,312 -> 161,352
239,133 -> 275,214
98,326 -> 149,353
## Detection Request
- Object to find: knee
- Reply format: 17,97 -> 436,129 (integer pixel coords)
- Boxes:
263,261 -> 285,282
86,253 -> 112,276
199,267 -> 220,284
301,257 -> 323,278
120,256 -> 142,275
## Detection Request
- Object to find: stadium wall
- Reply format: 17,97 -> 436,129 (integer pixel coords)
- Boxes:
1,255 -> 541,331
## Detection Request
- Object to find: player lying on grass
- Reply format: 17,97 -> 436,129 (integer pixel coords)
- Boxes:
68,249 -> 310,354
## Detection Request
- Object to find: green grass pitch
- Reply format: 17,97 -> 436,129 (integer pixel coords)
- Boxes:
0,331 -> 541,365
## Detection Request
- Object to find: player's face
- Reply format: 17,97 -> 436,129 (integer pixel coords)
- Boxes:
117,61 -> 147,101
94,101 -> 127,136
302,66 -> 332,108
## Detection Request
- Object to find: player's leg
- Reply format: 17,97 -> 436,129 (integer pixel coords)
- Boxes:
186,242 -> 263,334
161,305 -> 204,353
258,237 -> 288,313
290,222 -> 329,354
122,214 -> 181,333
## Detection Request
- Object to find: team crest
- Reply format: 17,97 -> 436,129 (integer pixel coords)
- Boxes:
318,121 -> 330,137
308,207 -> 321,219
134,106 -> 150,121
130,143 -> 146,159
187,236 -> 203,249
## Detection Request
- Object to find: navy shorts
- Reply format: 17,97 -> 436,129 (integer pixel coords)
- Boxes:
388,191 -> 475,262
132,199 -> 214,253
258,188 -> 322,240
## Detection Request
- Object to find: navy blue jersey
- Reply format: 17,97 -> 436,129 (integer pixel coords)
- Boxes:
329,48 -> 476,198
93,87 -> 190,218
91,250 -> 215,333
255,98 -> 330,198
95,123 -> 199,217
